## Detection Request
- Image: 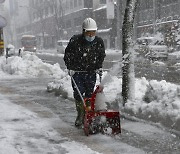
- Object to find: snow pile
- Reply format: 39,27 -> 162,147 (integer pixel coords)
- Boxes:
7,44 -> 15,49
95,92 -> 107,110
47,75 -> 71,98
151,61 -> 166,66
0,94 -> 101,154
0,53 -> 180,131
0,52 -> 65,79
125,78 -> 180,130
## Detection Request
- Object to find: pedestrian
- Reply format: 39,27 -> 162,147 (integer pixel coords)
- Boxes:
18,48 -> 21,56
18,48 -> 23,57
6,47 -> 10,58
64,17 -> 106,128
5,47 -> 10,64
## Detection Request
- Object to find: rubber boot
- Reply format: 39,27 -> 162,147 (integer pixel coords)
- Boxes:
75,101 -> 84,128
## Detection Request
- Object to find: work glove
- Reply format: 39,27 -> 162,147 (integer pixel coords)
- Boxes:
68,70 -> 75,76
96,68 -> 103,77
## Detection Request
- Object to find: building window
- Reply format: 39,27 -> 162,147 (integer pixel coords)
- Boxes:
139,0 -> 153,10
100,0 -> 106,4
74,0 -> 78,7
45,7 -> 49,16
66,20 -> 71,28
78,0 -> 82,6
32,0 -> 35,7
74,17 -> 82,26
66,0 -> 69,10
50,6 -> 54,14
161,0 -> 178,5
70,0 -> 73,9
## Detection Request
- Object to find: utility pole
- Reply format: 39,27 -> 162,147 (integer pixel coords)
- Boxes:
122,0 -> 138,106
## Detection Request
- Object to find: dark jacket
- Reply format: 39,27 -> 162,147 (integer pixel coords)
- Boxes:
64,34 -> 106,71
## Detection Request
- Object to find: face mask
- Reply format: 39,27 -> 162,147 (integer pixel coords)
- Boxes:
85,36 -> 95,42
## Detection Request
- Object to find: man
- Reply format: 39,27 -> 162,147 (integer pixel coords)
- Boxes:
64,18 -> 106,128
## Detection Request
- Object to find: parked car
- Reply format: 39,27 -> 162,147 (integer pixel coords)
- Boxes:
56,40 -> 69,54
134,37 -> 168,61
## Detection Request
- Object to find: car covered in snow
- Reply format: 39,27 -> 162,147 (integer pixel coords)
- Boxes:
134,37 -> 168,61
56,40 -> 69,54
6,44 -> 15,56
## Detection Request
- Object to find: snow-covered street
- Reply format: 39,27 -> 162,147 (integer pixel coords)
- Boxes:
0,76 -> 179,154
0,52 -> 180,153
0,85 -> 101,154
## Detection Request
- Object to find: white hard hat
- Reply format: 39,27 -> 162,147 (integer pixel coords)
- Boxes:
82,18 -> 97,31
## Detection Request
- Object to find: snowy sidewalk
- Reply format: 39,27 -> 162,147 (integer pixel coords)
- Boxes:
0,91 -> 147,154
1,52 -> 180,153
0,93 -> 101,154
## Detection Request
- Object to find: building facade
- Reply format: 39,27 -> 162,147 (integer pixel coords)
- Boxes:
136,0 -> 180,37
60,0 -> 93,40
135,0 -> 180,51
13,0 -> 180,50
15,0 -> 117,49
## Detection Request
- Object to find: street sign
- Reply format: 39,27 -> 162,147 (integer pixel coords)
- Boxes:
0,15 -> 7,28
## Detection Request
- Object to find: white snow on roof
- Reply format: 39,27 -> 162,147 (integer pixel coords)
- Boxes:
93,5 -> 107,12
97,28 -> 111,33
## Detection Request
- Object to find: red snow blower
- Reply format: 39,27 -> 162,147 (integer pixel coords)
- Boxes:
71,75 -> 121,136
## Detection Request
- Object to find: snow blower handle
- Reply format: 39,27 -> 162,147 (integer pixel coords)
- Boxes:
99,74 -> 102,83
96,68 -> 104,93
70,74 -> 85,105
96,68 -> 103,83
